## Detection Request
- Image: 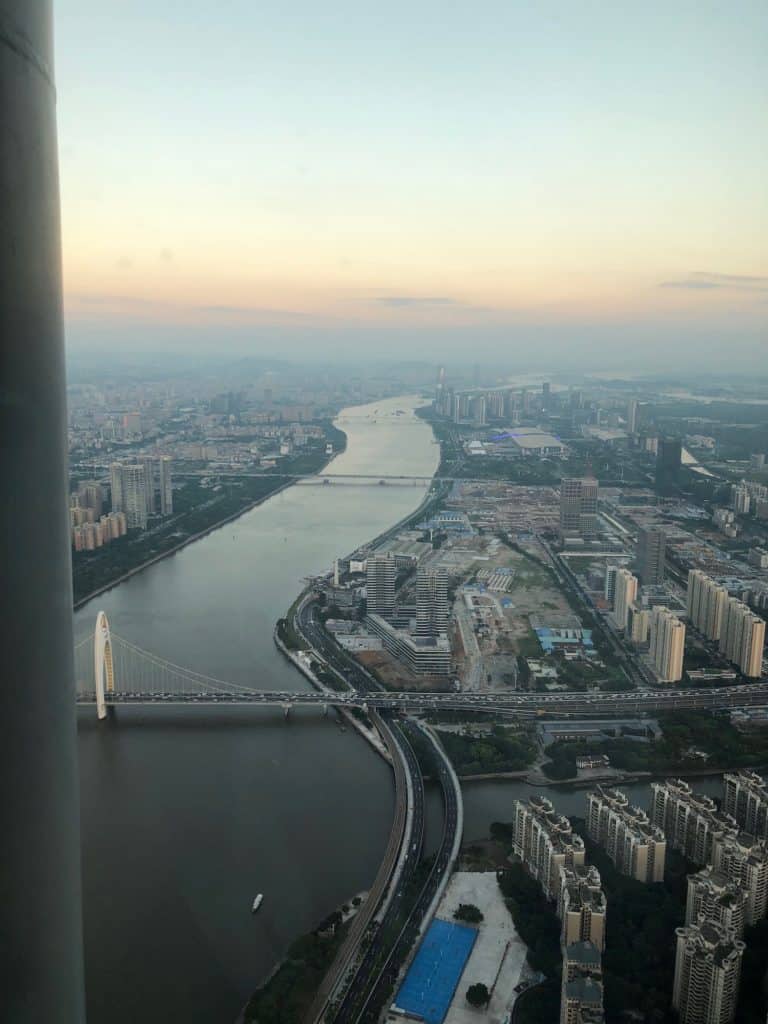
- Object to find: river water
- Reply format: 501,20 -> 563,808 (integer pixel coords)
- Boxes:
75,396 -> 439,1024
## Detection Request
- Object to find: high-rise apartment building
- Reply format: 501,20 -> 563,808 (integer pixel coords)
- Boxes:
557,864 -> 607,951
560,477 -> 599,540
730,484 -> 751,515
626,398 -> 638,434
635,527 -> 666,585
649,607 -> 685,682
687,570 -> 729,642
365,555 -> 397,620
686,868 -> 748,938
512,796 -> 586,900
586,786 -> 666,882
672,921 -> 744,1024
110,462 -> 149,530
612,569 -> 638,630
159,456 -> 173,516
711,831 -> 768,925
723,771 -> 768,839
120,465 -> 149,530
140,456 -> 157,515
650,779 -> 735,866
627,603 -> 650,644
415,566 -> 448,637
603,564 -> 617,604
560,942 -> 604,1024
719,597 -> 765,678
76,480 -> 104,518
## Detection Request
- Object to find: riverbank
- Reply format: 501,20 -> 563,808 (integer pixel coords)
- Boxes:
73,422 -> 346,610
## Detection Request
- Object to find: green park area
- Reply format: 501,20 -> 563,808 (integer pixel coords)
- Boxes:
543,711 -> 768,780
433,724 -> 537,776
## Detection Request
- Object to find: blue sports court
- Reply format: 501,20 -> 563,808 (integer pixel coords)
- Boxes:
393,918 -> 478,1024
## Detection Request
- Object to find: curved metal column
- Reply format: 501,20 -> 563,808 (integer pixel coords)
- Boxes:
0,2 -> 86,1019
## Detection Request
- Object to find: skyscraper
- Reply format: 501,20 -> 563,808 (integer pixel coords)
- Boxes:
110,461 -> 124,513
672,921 -> 744,1024
560,477 -> 599,539
415,566 -> 449,637
613,568 -> 638,630
626,398 -> 638,434
723,771 -> 768,839
365,555 -> 396,619
635,527 -> 666,585
655,437 -> 682,494
121,465 -> 149,530
649,607 -> 685,683
140,456 -> 157,515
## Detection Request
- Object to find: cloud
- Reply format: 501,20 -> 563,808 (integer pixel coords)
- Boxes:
660,280 -> 720,290
377,295 -> 460,308
66,292 -> 324,322
660,271 -> 768,293
375,295 -> 494,314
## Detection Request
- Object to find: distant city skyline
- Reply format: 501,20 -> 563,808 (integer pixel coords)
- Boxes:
56,2 -> 767,365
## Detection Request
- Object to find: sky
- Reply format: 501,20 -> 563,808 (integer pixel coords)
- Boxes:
56,2 -> 768,368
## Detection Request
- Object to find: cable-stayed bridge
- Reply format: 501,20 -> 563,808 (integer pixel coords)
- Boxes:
75,613 -> 768,721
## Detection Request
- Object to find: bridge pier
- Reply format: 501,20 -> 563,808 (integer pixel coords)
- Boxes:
282,703 -> 291,720
322,703 -> 329,717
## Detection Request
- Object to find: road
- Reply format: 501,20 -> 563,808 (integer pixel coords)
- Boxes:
353,720 -> 462,1024
331,719 -> 426,1024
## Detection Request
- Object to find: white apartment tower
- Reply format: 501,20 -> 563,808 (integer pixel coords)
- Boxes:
586,786 -> 666,882
612,569 -> 638,631
686,868 -> 748,938
650,779 -> 735,866
687,570 -> 729,642
672,921 -> 744,1024
719,597 -> 765,678
723,771 -> 768,839
512,796 -> 586,900
649,606 -> 685,683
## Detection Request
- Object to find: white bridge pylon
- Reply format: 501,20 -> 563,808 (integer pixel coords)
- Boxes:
94,610 -> 115,720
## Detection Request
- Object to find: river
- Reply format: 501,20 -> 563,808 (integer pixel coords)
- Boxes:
75,396 -> 439,1024
75,396 -> 729,1022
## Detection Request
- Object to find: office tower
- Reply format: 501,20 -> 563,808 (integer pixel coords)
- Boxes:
159,456 -> 173,516
723,771 -> 768,839
672,921 -> 744,1024
512,797 -> 586,900
650,779 -> 735,866
655,437 -> 682,494
719,598 -> 765,678
415,566 -> 449,637
687,570 -> 729,642
365,555 -> 397,619
626,398 -> 638,434
686,868 -> 748,938
586,786 -> 666,882
649,607 -> 685,683
451,392 -> 461,423
542,381 -> 551,409
750,453 -> 766,470
560,477 -> 599,539
603,564 -> 617,604
560,942 -> 604,1024
635,526 -> 666,585
627,603 -> 650,644
711,832 -> 768,925
612,569 -> 638,630
557,864 -> 607,951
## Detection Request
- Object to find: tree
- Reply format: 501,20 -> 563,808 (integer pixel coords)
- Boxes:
454,903 -> 484,924
466,983 -> 490,1007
